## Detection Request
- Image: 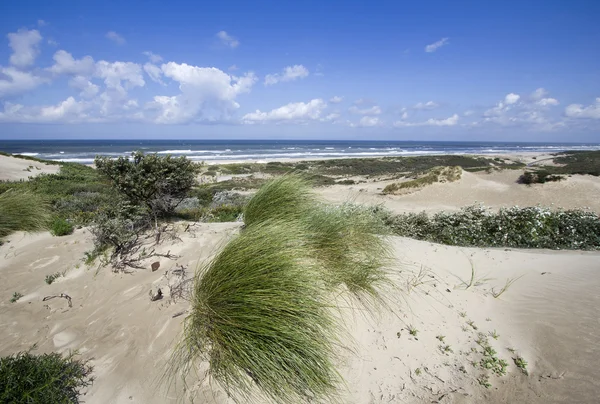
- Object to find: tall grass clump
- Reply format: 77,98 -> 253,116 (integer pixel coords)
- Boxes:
0,350 -> 93,403
0,190 -> 51,240
243,174 -> 316,227
304,203 -> 394,308
173,221 -> 341,404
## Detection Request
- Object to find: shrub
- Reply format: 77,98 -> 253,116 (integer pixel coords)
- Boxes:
0,190 -> 51,240
386,204 -> 600,250
382,166 -> 462,194
173,221 -> 340,403
51,217 -> 74,236
0,350 -> 93,404
45,272 -> 63,284
244,174 -> 316,227
518,170 -> 564,184
95,151 -> 201,220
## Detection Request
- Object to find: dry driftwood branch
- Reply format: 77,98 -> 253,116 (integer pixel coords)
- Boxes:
42,293 -> 73,308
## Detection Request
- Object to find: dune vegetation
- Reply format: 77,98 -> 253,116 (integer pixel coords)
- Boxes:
0,190 -> 51,242
174,174 -> 395,402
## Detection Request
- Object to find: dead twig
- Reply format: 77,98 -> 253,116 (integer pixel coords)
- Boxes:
42,293 -> 72,308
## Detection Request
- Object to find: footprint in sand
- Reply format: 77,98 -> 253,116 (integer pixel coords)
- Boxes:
30,255 -> 60,269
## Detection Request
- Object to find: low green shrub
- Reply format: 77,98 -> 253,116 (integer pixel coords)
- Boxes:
45,272 -> 63,284
518,170 -> 564,184
51,217 -> 74,236
382,166 -> 462,194
385,205 -> 600,250
0,350 -> 93,404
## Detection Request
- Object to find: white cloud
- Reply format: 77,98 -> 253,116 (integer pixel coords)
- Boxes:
349,105 -> 382,115
329,96 -> 343,103
143,63 -> 164,84
413,101 -> 439,110
69,76 -> 99,98
95,61 -> 145,89
0,67 -> 45,97
536,97 -> 559,106
264,65 -> 309,85
565,98 -> 600,119
142,51 -> 162,63
228,64 -> 239,71
0,97 -> 92,123
242,99 -> 326,123
8,29 -> 42,67
355,116 -> 382,127
106,31 -> 125,45
147,62 -> 257,124
463,110 -> 474,116
216,31 -> 239,48
504,93 -> 520,105
394,114 -> 459,127
48,50 -> 95,76
530,88 -> 548,101
401,111 -> 409,120
425,37 -> 449,53
321,112 -> 341,122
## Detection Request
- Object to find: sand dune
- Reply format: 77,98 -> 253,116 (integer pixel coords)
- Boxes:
0,155 -> 60,181
1,223 -> 599,403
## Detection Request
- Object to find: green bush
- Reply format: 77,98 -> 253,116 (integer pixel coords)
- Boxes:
518,170 -> 564,184
174,221 -> 340,403
385,205 -> 600,250
0,350 -> 93,404
0,190 -> 51,240
51,217 -> 74,236
95,151 -> 201,219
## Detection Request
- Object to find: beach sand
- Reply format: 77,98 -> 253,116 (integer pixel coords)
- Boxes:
0,155 -> 60,181
1,154 -> 599,403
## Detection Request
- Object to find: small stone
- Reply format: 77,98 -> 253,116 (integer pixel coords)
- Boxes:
151,261 -> 160,272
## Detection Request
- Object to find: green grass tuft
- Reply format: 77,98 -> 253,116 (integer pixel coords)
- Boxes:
0,190 -> 51,240
0,350 -> 93,403
50,217 -> 74,236
243,174 -> 316,227
172,221 -> 341,403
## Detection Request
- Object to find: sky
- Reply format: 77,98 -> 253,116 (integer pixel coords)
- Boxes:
0,0 -> 599,141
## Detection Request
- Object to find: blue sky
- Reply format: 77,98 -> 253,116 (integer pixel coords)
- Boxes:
0,0 -> 599,140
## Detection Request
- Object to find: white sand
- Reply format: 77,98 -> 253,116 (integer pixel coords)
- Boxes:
0,155 -> 60,181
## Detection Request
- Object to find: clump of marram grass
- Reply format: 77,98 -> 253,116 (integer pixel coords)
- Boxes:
172,221 -> 341,404
0,190 -> 51,240
243,174 -> 316,227
303,203 -> 394,309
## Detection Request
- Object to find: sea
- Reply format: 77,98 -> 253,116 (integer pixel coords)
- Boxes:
1,139 -> 599,164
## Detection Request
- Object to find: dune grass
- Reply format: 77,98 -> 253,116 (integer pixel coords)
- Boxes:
243,174 -> 316,227
303,203 -> 394,309
173,221 -> 341,403
0,190 -> 51,241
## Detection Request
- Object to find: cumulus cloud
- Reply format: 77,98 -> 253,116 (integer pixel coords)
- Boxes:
536,97 -> 559,106
264,65 -> 309,85
48,50 -> 95,76
143,63 -> 164,84
242,99 -> 326,123
0,97 -> 92,123
329,96 -> 343,103
0,67 -> 45,97
349,105 -> 382,115
530,88 -> 549,101
146,62 -> 257,124
69,76 -> 99,98
565,98 -> 600,119
8,28 -> 42,67
504,93 -> 520,105
106,31 -> 125,45
394,114 -> 459,127
413,101 -> 439,110
354,116 -> 382,127
142,51 -> 163,63
216,31 -> 239,48
425,37 -> 449,53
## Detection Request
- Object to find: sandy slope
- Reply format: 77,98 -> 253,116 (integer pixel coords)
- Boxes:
318,169 -> 600,214
0,155 -> 60,181
1,225 -> 599,403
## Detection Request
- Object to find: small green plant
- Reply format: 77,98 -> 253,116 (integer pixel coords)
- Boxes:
461,325 -> 469,332
414,368 -> 422,376
50,217 -> 74,236
408,325 -> 418,337
477,374 -> 492,388
467,320 -> 478,330
436,335 -> 445,342
459,311 -> 467,318
492,276 -> 523,298
440,345 -> 453,354
0,350 -> 93,403
507,347 -> 516,354
513,355 -> 529,375
489,330 -> 499,340
45,272 -> 63,285
10,292 -> 23,303
486,317 -> 492,322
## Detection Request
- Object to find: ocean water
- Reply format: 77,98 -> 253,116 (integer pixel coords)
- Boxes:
0,139 -> 599,164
